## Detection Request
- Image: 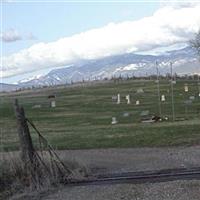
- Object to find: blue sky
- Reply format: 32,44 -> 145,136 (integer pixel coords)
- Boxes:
1,1 -> 200,83
2,2 -> 159,56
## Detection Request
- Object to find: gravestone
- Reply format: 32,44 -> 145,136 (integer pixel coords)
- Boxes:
32,104 -> 41,109
184,84 -> 189,92
125,95 -> 130,104
189,96 -> 195,100
161,95 -> 166,102
140,110 -> 150,117
123,112 -> 129,117
172,80 -> 176,84
48,94 -> 56,108
117,94 -> 121,104
136,100 -> 140,105
111,117 -> 118,125
51,100 -> 56,108
137,88 -> 144,93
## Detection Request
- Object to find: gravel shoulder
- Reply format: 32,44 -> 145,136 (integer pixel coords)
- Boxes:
43,180 -> 200,200
57,146 -> 200,175
9,146 -> 200,200
42,146 -> 200,200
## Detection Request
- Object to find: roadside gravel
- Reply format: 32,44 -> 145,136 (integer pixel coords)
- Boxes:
44,180 -> 200,200
57,146 -> 200,175
8,146 -> 200,200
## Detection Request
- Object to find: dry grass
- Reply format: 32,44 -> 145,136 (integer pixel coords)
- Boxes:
0,152 -> 89,199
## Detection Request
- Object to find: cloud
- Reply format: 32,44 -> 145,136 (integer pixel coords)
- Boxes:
0,29 -> 37,43
1,4 -> 200,78
0,29 -> 22,43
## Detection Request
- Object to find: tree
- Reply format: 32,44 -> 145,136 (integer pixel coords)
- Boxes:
190,30 -> 200,57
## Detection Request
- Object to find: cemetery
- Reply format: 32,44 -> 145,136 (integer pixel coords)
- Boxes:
1,78 -> 200,151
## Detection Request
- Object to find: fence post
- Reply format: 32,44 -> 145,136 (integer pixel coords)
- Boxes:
13,99 -> 35,164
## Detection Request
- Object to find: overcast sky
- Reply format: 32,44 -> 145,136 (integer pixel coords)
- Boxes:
1,1 -> 200,83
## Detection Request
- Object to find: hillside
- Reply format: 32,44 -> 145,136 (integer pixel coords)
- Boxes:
1,78 -> 200,151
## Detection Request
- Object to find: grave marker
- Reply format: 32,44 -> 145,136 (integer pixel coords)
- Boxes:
184,84 -> 189,92
125,95 -> 130,104
48,94 -> 56,108
123,112 -> 129,117
161,95 -> 166,102
111,117 -> 118,125
117,94 -> 121,104
140,110 -> 150,117
189,96 -> 195,100
136,100 -> 140,105
32,105 -> 41,109
137,88 -> 144,93
51,100 -> 56,108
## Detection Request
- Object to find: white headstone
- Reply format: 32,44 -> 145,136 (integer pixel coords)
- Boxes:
117,94 -> 121,104
32,104 -> 41,109
125,94 -> 130,104
51,100 -> 56,108
140,110 -> 149,116
189,96 -> 195,100
161,95 -> 166,102
199,93 -> 200,97
137,88 -> 144,93
184,84 -> 189,92
123,112 -> 129,117
172,80 -> 176,84
111,117 -> 117,125
136,100 -> 140,105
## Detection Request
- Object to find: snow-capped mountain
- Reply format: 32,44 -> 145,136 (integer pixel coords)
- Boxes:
18,46 -> 199,87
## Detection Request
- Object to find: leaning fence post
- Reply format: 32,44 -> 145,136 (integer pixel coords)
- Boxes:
13,99 -> 35,165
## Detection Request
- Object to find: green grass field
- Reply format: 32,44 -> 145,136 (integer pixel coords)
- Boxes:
1,79 -> 200,151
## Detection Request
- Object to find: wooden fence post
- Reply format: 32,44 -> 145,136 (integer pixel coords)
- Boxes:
13,99 -> 35,165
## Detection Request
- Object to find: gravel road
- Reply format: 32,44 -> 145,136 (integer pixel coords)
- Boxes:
9,146 -> 200,200
41,146 -> 200,200
57,146 -> 200,175
44,180 -> 200,200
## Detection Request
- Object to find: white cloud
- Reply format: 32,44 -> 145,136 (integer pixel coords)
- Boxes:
1,4 -> 200,78
0,29 -> 22,43
0,29 -> 36,43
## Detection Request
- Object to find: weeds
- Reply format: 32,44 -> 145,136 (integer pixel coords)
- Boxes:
0,152 -> 89,199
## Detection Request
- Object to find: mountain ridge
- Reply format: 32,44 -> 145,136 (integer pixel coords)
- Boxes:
17,46 -> 198,87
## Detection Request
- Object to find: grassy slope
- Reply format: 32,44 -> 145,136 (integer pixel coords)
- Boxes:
1,79 -> 200,151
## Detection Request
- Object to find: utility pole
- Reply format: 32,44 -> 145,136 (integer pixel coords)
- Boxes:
198,74 -> 200,96
170,62 -> 175,121
156,61 -> 161,117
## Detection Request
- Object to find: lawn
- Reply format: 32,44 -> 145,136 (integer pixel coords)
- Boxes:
1,79 -> 200,151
